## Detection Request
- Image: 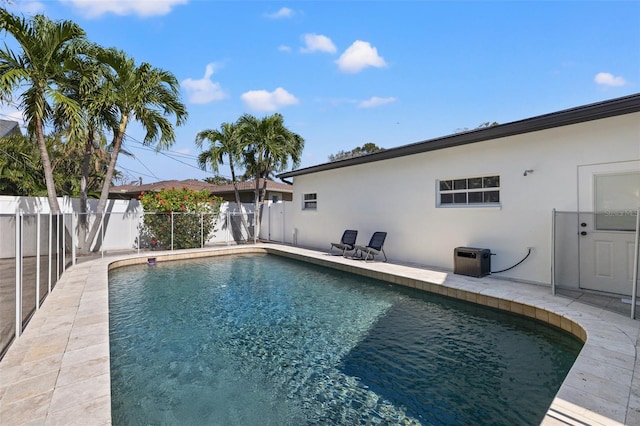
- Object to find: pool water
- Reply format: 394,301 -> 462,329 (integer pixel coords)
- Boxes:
108,254 -> 582,425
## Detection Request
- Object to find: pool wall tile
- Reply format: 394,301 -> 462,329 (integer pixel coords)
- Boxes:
547,312 -> 562,328
486,296 -> 500,309
510,302 -> 524,316
464,291 -> 477,304
522,304 -> 537,319
536,309 -> 550,323
498,299 -> 511,311
476,294 -> 488,306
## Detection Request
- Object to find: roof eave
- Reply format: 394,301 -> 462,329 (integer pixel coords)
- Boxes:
278,93 -> 640,179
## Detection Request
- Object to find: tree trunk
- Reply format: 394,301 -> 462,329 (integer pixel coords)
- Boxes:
34,117 -> 61,214
77,128 -> 93,252
253,178 -> 260,244
260,177 -> 268,205
229,159 -> 250,242
83,116 -> 128,253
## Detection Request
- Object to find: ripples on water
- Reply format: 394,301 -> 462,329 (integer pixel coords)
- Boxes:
108,254 -> 582,425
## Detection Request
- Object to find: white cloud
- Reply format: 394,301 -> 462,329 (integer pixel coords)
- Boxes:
181,63 -> 227,104
265,7 -> 294,19
278,45 -> 292,53
300,34 -> 337,54
7,1 -> 46,14
241,87 -> 299,112
336,40 -> 387,73
60,0 -> 188,18
358,96 -> 397,109
594,72 -> 627,87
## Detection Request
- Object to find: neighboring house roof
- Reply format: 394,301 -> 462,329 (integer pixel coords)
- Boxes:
109,178 -> 292,199
278,93 -> 640,179
207,179 -> 293,195
0,119 -> 21,137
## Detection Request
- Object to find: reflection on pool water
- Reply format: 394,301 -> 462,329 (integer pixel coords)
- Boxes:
108,254 -> 582,425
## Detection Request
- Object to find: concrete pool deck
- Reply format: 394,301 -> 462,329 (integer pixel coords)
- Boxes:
1,244 -> 639,425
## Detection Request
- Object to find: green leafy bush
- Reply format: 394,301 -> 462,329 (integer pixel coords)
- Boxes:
138,187 -> 222,250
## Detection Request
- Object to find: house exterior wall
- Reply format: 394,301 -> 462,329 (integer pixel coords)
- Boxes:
288,112 -> 640,286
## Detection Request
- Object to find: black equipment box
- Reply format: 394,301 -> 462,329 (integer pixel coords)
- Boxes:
454,247 -> 491,278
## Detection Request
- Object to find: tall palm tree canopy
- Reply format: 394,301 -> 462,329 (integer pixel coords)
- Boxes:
0,11 -> 88,212
195,122 -> 243,175
237,113 -> 304,184
0,12 -> 86,130
98,48 -> 188,148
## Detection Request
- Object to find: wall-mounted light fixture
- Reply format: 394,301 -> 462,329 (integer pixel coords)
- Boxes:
523,169 -> 534,176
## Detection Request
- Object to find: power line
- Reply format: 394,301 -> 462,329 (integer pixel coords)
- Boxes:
117,165 -> 159,182
121,132 -> 236,180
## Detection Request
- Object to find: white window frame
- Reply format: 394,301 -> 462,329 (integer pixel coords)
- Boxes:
302,193 -> 317,210
437,175 -> 500,207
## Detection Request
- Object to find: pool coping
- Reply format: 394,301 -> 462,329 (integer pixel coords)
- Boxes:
0,244 -> 638,425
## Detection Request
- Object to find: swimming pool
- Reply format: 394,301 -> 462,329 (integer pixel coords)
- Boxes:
108,253 -> 582,425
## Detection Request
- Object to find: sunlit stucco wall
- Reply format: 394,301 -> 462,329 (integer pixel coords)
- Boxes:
288,112 -> 640,285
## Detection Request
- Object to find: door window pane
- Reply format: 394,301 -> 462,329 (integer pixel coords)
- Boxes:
594,172 -> 640,231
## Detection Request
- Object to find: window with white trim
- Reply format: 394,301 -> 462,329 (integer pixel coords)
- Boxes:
438,175 -> 500,206
303,193 -> 317,209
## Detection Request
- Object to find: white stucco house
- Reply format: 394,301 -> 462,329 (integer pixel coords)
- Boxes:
278,94 -> 640,296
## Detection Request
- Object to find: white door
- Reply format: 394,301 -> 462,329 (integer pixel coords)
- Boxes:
578,162 -> 640,295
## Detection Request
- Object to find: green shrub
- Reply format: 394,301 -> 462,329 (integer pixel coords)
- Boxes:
138,187 -> 222,250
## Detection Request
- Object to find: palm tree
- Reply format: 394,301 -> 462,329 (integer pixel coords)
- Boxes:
82,48 -> 187,251
0,11 -> 87,213
55,44 -> 118,241
195,122 -> 251,240
237,113 -> 304,242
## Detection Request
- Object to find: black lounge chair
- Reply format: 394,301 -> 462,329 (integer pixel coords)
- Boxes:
354,232 -> 387,262
329,230 -> 358,257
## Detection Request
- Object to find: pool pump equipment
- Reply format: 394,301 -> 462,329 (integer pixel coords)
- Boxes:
454,247 -> 492,277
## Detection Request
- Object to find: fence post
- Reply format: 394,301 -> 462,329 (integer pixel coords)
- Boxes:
171,212 -> 174,251
551,209 -> 556,296
36,213 -> 40,310
631,207 -> 640,320
101,213 -> 105,258
62,213 -> 66,273
72,213 -> 77,266
15,212 -> 22,338
57,214 -> 61,281
226,209 -> 230,246
137,211 -> 141,254
48,213 -> 52,294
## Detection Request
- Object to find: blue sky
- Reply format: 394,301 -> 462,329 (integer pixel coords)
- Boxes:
1,1 -> 638,184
